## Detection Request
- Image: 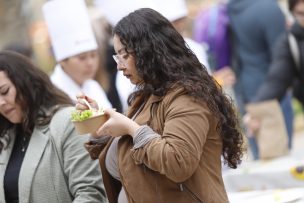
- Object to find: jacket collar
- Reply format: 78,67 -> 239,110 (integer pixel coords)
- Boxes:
18,125 -> 49,203
291,22 -> 304,39
149,94 -> 163,104
50,64 -> 82,101
0,129 -> 16,203
0,125 -> 49,203
150,85 -> 186,103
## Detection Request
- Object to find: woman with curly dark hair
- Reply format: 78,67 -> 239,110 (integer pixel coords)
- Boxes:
79,8 -> 244,203
0,51 -> 107,203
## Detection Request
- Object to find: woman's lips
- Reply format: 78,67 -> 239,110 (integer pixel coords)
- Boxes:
4,108 -> 14,115
124,74 -> 131,79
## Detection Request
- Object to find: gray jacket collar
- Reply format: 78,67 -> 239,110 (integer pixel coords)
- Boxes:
0,125 -> 49,203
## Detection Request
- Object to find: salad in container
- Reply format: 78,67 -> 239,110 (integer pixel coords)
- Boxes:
71,107 -> 108,135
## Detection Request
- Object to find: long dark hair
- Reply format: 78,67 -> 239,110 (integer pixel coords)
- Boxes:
114,8 -> 243,168
0,51 -> 72,152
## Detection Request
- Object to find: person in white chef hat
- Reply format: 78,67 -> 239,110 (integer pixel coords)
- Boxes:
43,0 -> 112,109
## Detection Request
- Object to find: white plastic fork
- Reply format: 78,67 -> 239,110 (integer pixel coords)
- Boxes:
81,98 -> 93,110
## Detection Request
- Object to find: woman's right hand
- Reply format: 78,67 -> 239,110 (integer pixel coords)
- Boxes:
75,93 -> 99,111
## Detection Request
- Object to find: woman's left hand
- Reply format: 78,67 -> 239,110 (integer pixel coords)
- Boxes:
96,109 -> 140,138
243,113 -> 261,136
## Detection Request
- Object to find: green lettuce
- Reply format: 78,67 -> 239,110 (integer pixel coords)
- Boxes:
71,110 -> 93,122
71,108 -> 105,122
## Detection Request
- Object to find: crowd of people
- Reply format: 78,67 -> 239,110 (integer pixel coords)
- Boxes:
0,0 -> 302,202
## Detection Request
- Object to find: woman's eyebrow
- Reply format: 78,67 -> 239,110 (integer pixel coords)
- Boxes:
0,84 -> 7,90
117,47 -> 126,54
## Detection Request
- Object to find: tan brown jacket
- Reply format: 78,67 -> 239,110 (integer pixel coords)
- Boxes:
86,87 -> 229,203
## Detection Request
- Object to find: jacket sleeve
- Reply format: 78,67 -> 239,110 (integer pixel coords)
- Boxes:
52,108 -> 108,203
262,1 -> 286,52
131,95 -> 210,183
84,136 -> 112,160
252,34 -> 295,102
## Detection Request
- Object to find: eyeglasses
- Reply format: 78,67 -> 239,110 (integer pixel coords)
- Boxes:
112,53 -> 128,66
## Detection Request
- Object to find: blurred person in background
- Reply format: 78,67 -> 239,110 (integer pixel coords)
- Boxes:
77,8 -> 243,203
0,51 -> 107,203
194,0 -> 230,73
193,0 -> 236,102
3,43 -> 33,59
228,0 -> 294,159
245,0 -> 304,141
43,0 -> 112,109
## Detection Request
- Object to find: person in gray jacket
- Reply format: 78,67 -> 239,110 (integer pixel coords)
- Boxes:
228,0 -> 294,159
246,0 -> 304,142
0,51 -> 107,203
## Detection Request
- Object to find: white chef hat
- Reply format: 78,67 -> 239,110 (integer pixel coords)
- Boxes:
94,0 -> 156,27
43,0 -> 97,62
152,0 -> 188,22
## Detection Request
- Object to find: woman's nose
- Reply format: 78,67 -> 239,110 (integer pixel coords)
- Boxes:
117,64 -> 125,71
0,97 -> 6,106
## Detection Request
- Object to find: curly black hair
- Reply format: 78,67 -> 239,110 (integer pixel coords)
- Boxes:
113,8 -> 243,168
0,51 -> 72,153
